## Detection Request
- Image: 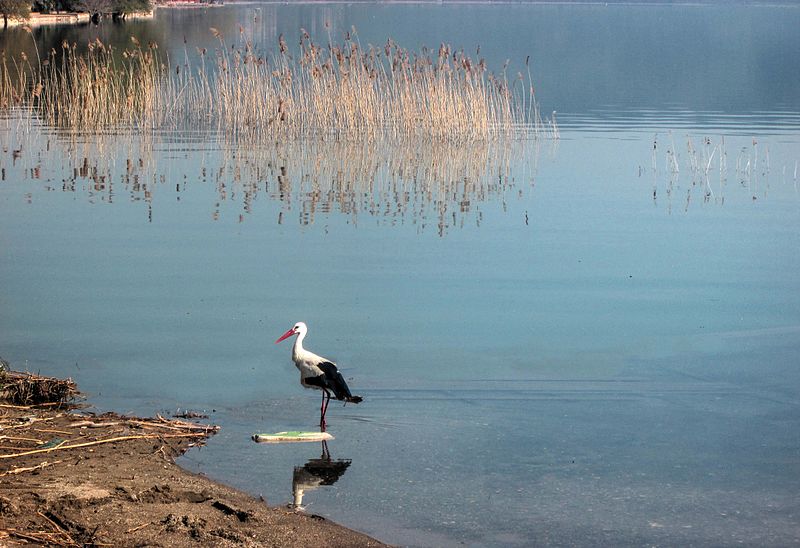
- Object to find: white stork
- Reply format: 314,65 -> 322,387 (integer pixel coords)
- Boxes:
275,322 -> 362,431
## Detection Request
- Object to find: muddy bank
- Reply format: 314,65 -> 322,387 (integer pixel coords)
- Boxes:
0,371 -> 387,547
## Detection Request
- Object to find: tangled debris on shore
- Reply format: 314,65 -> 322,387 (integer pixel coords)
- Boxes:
0,368 -> 78,406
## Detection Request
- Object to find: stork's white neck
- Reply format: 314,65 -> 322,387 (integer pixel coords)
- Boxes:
292,330 -> 307,361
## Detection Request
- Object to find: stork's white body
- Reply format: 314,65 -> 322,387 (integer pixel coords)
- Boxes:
290,331 -> 331,389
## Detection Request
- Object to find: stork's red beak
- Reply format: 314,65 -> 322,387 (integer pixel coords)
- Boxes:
275,328 -> 296,344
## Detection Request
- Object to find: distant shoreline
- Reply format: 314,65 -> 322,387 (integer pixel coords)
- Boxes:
1,2 -> 228,28
2,0 -> 795,29
4,11 -> 92,28
203,0 -> 800,5
3,10 -> 155,28
3,0 -> 797,25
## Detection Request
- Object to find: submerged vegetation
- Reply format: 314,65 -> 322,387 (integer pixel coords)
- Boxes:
1,27 -> 556,142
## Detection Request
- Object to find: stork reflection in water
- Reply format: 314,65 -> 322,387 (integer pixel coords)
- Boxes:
291,440 -> 352,511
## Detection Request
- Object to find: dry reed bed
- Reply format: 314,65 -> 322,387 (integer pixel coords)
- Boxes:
1,28 -> 555,141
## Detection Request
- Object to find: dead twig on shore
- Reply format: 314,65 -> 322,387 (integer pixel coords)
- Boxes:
0,403 -> 33,409
0,432 -> 211,460
1,527 -> 78,547
0,415 -> 60,430
34,428 -> 72,435
130,414 -> 219,433
125,521 -> 153,534
68,420 -> 120,428
0,460 -> 63,476
0,434 -> 45,443
37,511 -> 78,546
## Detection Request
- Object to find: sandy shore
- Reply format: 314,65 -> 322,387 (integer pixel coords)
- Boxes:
0,373 -> 387,547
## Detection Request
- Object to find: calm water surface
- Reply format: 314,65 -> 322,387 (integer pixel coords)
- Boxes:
1,4 -> 799,546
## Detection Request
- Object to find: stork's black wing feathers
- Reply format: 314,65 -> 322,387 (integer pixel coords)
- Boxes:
318,361 -> 361,403
303,375 -> 326,389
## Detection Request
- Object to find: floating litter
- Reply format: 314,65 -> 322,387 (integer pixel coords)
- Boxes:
252,431 -> 334,443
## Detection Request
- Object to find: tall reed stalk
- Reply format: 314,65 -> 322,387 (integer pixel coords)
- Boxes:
35,37 -> 165,129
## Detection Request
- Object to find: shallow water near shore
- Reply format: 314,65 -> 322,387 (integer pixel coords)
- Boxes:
2,3 -> 800,546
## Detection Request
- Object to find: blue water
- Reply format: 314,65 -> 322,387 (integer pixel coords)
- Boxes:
2,3 -> 800,546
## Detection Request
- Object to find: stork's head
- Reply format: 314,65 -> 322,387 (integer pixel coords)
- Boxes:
275,322 -> 307,343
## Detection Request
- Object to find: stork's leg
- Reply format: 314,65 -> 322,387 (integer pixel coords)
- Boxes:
320,390 -> 331,431
320,390 -> 327,431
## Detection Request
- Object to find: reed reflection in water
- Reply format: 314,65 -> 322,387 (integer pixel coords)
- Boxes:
646,132 -> 793,215
1,118 -> 544,235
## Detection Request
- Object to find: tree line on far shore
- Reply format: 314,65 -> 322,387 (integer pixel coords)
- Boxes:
1,0 -> 152,28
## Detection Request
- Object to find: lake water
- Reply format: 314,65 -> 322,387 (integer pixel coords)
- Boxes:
2,3 -> 800,546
